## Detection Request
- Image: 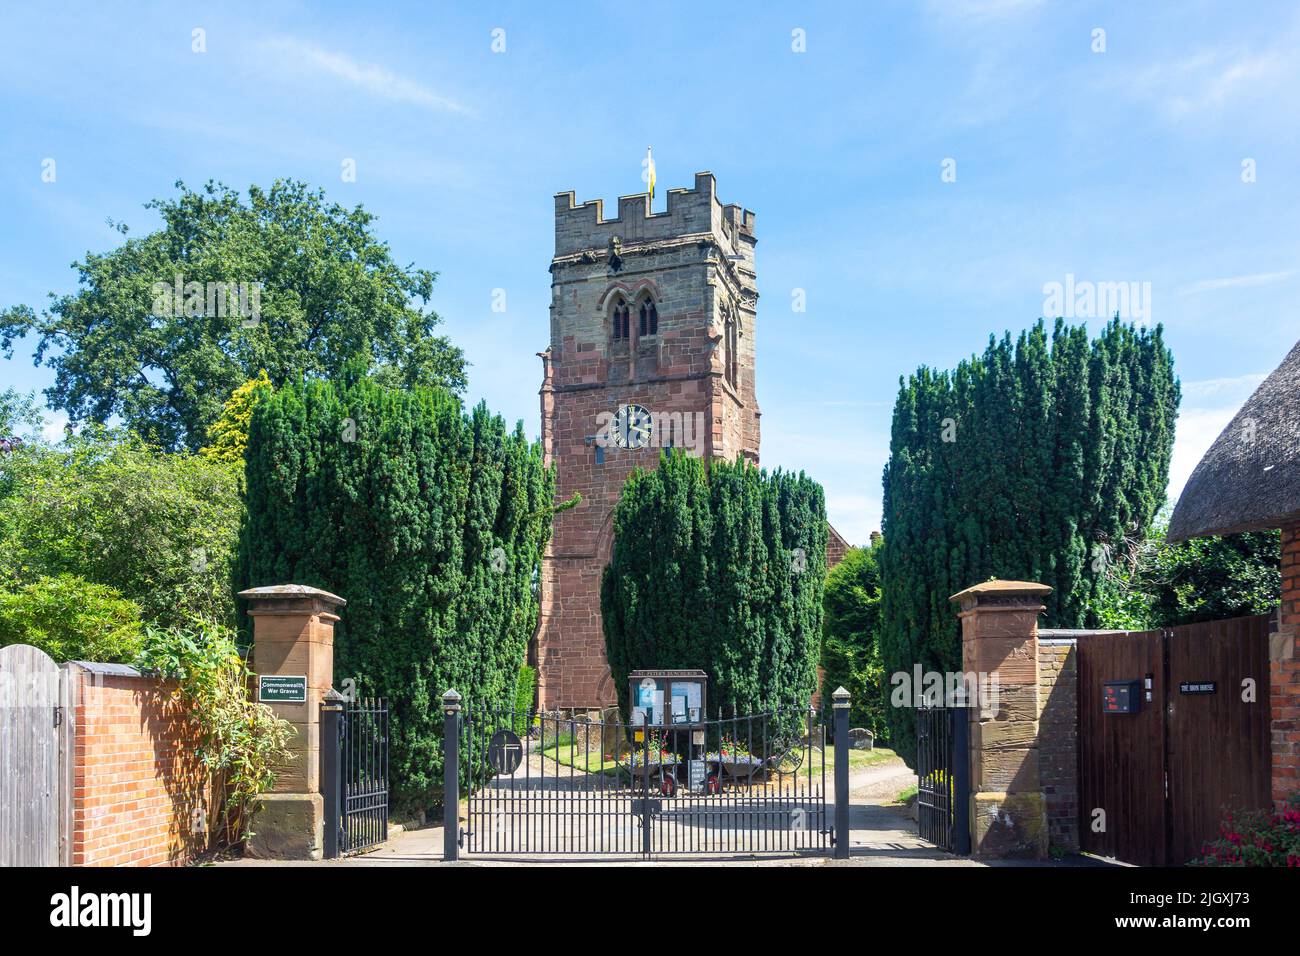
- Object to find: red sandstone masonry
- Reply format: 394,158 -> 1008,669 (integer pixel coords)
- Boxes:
68,666 -> 220,867
1274,521 -> 1300,810
536,180 -> 761,709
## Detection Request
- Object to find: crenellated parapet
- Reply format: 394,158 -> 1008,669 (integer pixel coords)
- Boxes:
553,171 -> 755,259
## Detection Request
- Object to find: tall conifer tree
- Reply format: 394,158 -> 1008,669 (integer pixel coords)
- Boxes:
601,453 -> 826,730
239,376 -> 553,811
880,319 -> 1179,761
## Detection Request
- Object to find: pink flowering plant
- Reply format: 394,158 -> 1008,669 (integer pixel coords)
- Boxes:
627,730 -> 677,767
706,735 -> 761,764
1192,797 -> 1300,867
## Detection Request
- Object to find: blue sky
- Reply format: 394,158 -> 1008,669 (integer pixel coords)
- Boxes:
2,0 -> 1298,543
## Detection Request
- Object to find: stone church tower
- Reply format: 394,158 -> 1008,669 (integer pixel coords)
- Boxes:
534,172 -> 760,709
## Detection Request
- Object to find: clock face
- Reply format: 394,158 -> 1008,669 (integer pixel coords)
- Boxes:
612,403 -> 654,449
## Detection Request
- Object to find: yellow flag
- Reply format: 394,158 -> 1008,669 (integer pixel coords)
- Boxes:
645,146 -> 656,201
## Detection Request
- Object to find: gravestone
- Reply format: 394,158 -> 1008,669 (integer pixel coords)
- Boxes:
848,727 -> 874,750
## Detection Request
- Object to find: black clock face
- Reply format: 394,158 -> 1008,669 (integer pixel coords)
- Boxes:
612,403 -> 654,449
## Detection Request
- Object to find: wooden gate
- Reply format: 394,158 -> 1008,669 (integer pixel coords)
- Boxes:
0,644 -> 69,866
1078,615 -> 1272,865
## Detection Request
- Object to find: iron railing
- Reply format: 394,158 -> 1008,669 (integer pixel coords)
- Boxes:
322,697 -> 389,857
915,704 -> 970,854
457,702 -> 830,859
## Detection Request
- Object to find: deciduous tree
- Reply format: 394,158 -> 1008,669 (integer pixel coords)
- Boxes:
1,180 -> 466,451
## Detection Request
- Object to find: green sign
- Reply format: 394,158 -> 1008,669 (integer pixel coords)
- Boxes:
259,675 -> 307,703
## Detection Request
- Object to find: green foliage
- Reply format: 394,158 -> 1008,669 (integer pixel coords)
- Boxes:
0,574 -> 145,663
601,453 -> 827,730
1,179 -> 467,451
0,388 -> 46,443
201,371 -> 273,464
880,319 -> 1180,763
513,664 -> 537,736
1192,798 -> 1300,867
1094,520 -> 1281,629
135,620 -> 294,844
238,375 -> 554,812
0,428 -> 242,630
820,543 -> 888,738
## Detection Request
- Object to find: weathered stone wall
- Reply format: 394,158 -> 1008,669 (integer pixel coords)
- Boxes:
1037,638 -> 1079,852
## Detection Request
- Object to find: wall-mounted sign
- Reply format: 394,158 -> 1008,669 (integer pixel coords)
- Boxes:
1179,681 -> 1217,695
487,730 -> 524,775
1102,680 -> 1140,715
258,675 -> 307,703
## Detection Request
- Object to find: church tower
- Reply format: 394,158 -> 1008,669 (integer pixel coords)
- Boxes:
535,172 -> 760,709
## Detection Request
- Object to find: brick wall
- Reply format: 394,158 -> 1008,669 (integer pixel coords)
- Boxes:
1037,639 -> 1079,852
69,663 -> 219,866
826,524 -> 849,569
1274,521 -> 1300,810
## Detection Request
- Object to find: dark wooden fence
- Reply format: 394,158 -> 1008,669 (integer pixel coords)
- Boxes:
1077,615 -> 1272,865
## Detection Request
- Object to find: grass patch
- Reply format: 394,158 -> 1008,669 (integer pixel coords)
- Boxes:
894,784 -> 918,805
798,745 -> 898,777
536,743 -> 621,774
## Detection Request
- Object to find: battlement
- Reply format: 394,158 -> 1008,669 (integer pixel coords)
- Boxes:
553,171 -> 755,258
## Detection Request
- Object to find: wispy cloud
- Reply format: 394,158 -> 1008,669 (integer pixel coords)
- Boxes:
259,37 -> 472,115
1181,372 -> 1267,400
1122,46 -> 1291,119
1180,270 -> 1296,295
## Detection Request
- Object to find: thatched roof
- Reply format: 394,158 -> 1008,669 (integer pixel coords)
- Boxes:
1169,340 -> 1300,540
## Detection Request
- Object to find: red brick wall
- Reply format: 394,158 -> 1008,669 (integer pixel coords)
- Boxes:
70,667 -> 218,866
1274,521 -> 1300,810
826,524 -> 849,569
1038,640 -> 1080,851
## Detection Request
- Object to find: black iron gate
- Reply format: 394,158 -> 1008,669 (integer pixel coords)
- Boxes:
453,701 -> 832,859
322,697 -> 389,858
915,705 -> 971,854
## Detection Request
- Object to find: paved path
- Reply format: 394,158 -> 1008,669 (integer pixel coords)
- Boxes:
222,754 -> 960,867
220,754 -> 1109,867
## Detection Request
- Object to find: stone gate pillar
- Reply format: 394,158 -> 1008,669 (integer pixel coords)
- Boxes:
950,580 -> 1051,859
239,584 -> 345,859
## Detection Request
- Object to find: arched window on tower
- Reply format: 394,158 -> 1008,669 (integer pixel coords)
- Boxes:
638,297 -> 658,338
611,297 -> 630,341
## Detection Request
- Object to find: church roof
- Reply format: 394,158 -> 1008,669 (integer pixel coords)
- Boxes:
1168,339 -> 1300,540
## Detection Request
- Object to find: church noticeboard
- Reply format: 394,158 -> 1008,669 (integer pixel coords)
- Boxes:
629,669 -> 707,727
258,675 -> 307,703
